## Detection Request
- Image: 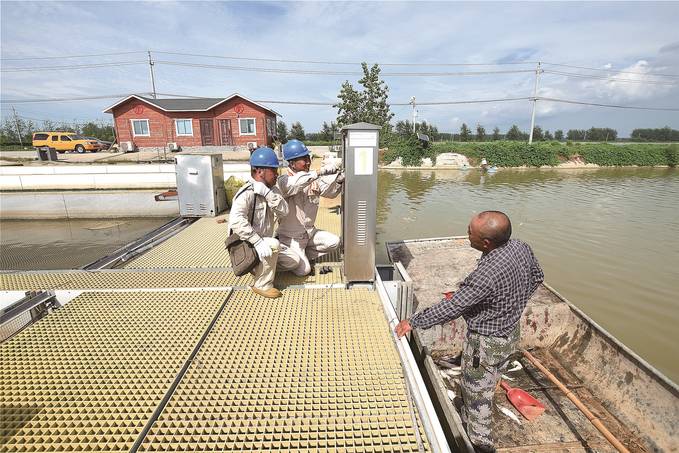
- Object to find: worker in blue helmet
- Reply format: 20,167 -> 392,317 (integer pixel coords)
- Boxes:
276,139 -> 344,276
227,147 -> 289,298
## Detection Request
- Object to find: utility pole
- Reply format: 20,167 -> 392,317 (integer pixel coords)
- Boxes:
528,61 -> 542,144
148,51 -> 157,99
410,96 -> 417,133
11,106 -> 23,146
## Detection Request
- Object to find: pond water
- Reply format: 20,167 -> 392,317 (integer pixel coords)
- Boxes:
0,218 -> 174,270
376,167 -> 679,383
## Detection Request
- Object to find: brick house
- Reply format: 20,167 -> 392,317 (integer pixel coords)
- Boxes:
103,94 -> 280,151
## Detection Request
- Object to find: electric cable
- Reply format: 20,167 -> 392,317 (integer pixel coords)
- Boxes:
542,61 -> 679,78
543,69 -> 677,86
537,97 -> 679,111
1,61 -> 147,72
0,51 -> 148,61
153,60 -> 536,77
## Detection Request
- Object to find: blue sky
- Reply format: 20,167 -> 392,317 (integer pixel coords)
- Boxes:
1,1 -> 678,136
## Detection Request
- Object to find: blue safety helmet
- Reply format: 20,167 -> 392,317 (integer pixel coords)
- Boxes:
249,147 -> 280,168
282,139 -> 310,161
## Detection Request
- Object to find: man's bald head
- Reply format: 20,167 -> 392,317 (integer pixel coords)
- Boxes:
468,211 -> 512,252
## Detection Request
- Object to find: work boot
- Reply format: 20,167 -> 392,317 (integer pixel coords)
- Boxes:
251,287 -> 282,299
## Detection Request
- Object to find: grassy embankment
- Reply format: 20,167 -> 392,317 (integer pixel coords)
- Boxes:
383,140 -> 679,167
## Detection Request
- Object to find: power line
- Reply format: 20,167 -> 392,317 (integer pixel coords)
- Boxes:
542,61 -> 679,78
543,69 -> 678,86
537,96 -> 679,111
1,61 -> 147,72
0,51 -> 147,61
154,60 -> 536,77
152,50 -> 537,67
1,93 -> 153,104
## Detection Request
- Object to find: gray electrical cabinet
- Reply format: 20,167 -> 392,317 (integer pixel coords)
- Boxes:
175,154 -> 227,217
341,123 -> 381,283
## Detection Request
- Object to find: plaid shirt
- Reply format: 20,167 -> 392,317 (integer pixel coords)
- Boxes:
409,239 -> 544,337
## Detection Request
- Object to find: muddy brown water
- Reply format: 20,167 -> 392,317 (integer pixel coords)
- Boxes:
0,218 -> 174,270
376,167 -> 679,384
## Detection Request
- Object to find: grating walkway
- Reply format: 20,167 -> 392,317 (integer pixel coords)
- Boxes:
0,290 -> 229,452
141,288 -> 428,451
1,288 -> 429,451
0,269 -> 249,291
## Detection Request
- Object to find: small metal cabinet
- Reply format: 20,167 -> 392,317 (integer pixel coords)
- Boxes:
175,154 -> 227,217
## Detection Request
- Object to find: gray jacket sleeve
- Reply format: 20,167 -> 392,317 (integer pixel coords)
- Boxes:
318,173 -> 343,198
228,186 -> 261,245
263,184 -> 289,218
277,171 -> 319,197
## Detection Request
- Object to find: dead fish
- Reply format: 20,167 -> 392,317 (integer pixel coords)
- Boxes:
446,369 -> 462,377
507,361 -> 523,373
499,405 -> 522,425
447,389 -> 456,401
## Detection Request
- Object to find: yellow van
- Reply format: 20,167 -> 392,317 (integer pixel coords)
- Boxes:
32,132 -> 100,153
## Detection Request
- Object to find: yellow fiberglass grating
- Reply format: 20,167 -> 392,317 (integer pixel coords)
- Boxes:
0,290 -> 229,452
124,215 -> 232,269
0,269 -> 250,291
140,288 -> 429,452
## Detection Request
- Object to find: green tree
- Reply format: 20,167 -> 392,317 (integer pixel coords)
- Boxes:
554,129 -> 564,141
319,121 -> 338,141
567,129 -> 586,141
544,129 -> 554,140
417,121 -> 440,141
334,63 -> 394,129
532,125 -> 544,141
492,127 -> 501,141
289,122 -> 306,140
476,124 -> 486,142
506,124 -> 523,141
394,120 -> 414,136
459,123 -> 471,142
276,121 -> 288,143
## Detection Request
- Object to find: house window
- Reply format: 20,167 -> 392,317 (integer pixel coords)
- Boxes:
131,119 -> 150,136
175,119 -> 193,136
239,118 -> 256,136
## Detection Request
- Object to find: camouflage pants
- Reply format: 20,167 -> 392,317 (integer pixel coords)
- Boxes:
460,323 -> 520,449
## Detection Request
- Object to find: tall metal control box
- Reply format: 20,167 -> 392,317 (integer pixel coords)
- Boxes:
341,123 -> 381,283
175,154 -> 227,217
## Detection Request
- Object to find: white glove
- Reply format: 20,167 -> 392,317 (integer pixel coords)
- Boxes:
318,163 -> 339,176
252,181 -> 270,197
254,239 -> 272,259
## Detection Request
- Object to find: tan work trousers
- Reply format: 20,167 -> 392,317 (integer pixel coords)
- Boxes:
277,230 -> 340,276
251,237 -> 280,290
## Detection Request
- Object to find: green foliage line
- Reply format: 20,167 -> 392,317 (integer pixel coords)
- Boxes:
381,141 -> 679,167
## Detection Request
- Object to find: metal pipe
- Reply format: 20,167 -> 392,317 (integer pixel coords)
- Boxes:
522,350 -> 631,453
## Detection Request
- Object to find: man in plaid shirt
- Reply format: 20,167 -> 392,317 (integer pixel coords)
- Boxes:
396,211 -> 544,453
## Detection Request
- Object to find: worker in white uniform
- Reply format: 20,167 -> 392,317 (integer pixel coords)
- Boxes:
228,147 -> 289,298
276,139 -> 344,276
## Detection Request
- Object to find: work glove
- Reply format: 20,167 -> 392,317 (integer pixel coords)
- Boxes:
336,171 -> 345,184
254,239 -> 272,259
318,162 -> 340,176
252,181 -> 270,197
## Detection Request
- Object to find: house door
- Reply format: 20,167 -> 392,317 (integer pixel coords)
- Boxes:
219,119 -> 234,145
200,119 -> 214,146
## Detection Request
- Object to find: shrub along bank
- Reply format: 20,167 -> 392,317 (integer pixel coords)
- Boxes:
394,141 -> 679,167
